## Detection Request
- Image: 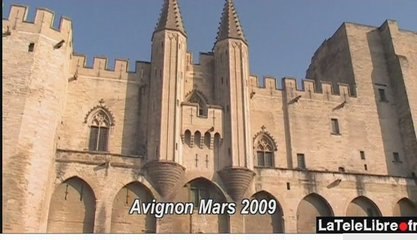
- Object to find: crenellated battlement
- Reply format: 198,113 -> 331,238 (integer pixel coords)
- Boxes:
249,75 -> 279,89
282,77 -> 352,99
249,75 -> 355,100
71,54 -> 151,82
2,5 -> 72,42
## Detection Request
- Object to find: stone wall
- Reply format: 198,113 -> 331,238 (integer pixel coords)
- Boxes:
2,6 -> 72,232
3,4 -> 417,234
379,21 -> 417,175
48,153 -> 417,233
303,21 -> 417,177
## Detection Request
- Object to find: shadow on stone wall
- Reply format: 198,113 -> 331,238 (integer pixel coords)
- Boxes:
121,70 -> 148,157
367,28 -> 417,210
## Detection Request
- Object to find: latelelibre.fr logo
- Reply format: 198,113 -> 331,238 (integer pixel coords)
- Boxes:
317,217 -> 417,233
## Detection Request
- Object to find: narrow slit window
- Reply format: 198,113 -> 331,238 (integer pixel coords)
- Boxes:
28,43 -> 35,52
297,153 -> 306,169
393,152 -> 401,162
378,88 -> 387,102
331,118 -> 340,134
360,151 -> 366,160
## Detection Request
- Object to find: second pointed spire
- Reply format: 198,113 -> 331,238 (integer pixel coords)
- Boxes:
216,0 -> 247,44
155,0 -> 187,36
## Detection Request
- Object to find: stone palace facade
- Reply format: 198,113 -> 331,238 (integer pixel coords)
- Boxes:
3,0 -> 417,233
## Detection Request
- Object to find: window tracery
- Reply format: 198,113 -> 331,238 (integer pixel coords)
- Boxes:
87,109 -> 112,152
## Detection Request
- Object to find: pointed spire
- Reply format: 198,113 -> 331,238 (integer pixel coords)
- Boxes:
154,0 -> 186,36
216,0 -> 247,44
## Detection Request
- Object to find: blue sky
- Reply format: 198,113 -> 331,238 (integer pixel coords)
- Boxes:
3,0 -> 417,82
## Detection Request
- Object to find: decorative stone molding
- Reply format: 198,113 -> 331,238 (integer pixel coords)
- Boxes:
253,126 -> 278,151
184,89 -> 209,104
84,99 -> 115,126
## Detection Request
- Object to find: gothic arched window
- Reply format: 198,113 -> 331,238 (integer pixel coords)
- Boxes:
88,110 -> 111,152
255,135 -> 276,168
187,91 -> 208,117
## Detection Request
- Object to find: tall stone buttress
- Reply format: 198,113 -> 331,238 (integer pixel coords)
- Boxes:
214,0 -> 255,202
144,0 -> 187,199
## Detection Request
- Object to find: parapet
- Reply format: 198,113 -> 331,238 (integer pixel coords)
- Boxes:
3,5 -> 72,42
264,76 -> 278,89
249,75 -> 278,89
71,54 -> 150,82
249,75 -> 354,100
282,77 -> 352,100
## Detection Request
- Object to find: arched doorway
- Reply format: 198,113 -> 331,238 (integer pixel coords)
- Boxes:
296,193 -> 333,233
346,196 -> 381,216
187,178 -> 229,233
111,182 -> 156,233
393,198 -> 417,216
245,191 -> 284,233
47,177 -> 96,233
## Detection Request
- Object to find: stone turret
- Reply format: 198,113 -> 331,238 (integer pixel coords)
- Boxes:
145,0 -> 187,199
213,0 -> 255,201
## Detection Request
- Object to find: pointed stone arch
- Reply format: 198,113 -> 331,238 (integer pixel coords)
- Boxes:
185,90 -> 209,104
253,129 -> 278,151
47,177 -> 96,233
111,182 -> 156,233
296,193 -> 334,233
185,90 -> 208,117
393,198 -> 417,216
245,191 -> 284,233
346,196 -> 381,216
186,177 -> 228,205
85,105 -> 114,152
84,104 -> 115,127
185,177 -> 229,233
253,129 -> 278,167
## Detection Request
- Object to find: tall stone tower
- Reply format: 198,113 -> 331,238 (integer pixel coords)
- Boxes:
2,6 -> 72,232
144,0 -> 188,199
214,0 -> 255,202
